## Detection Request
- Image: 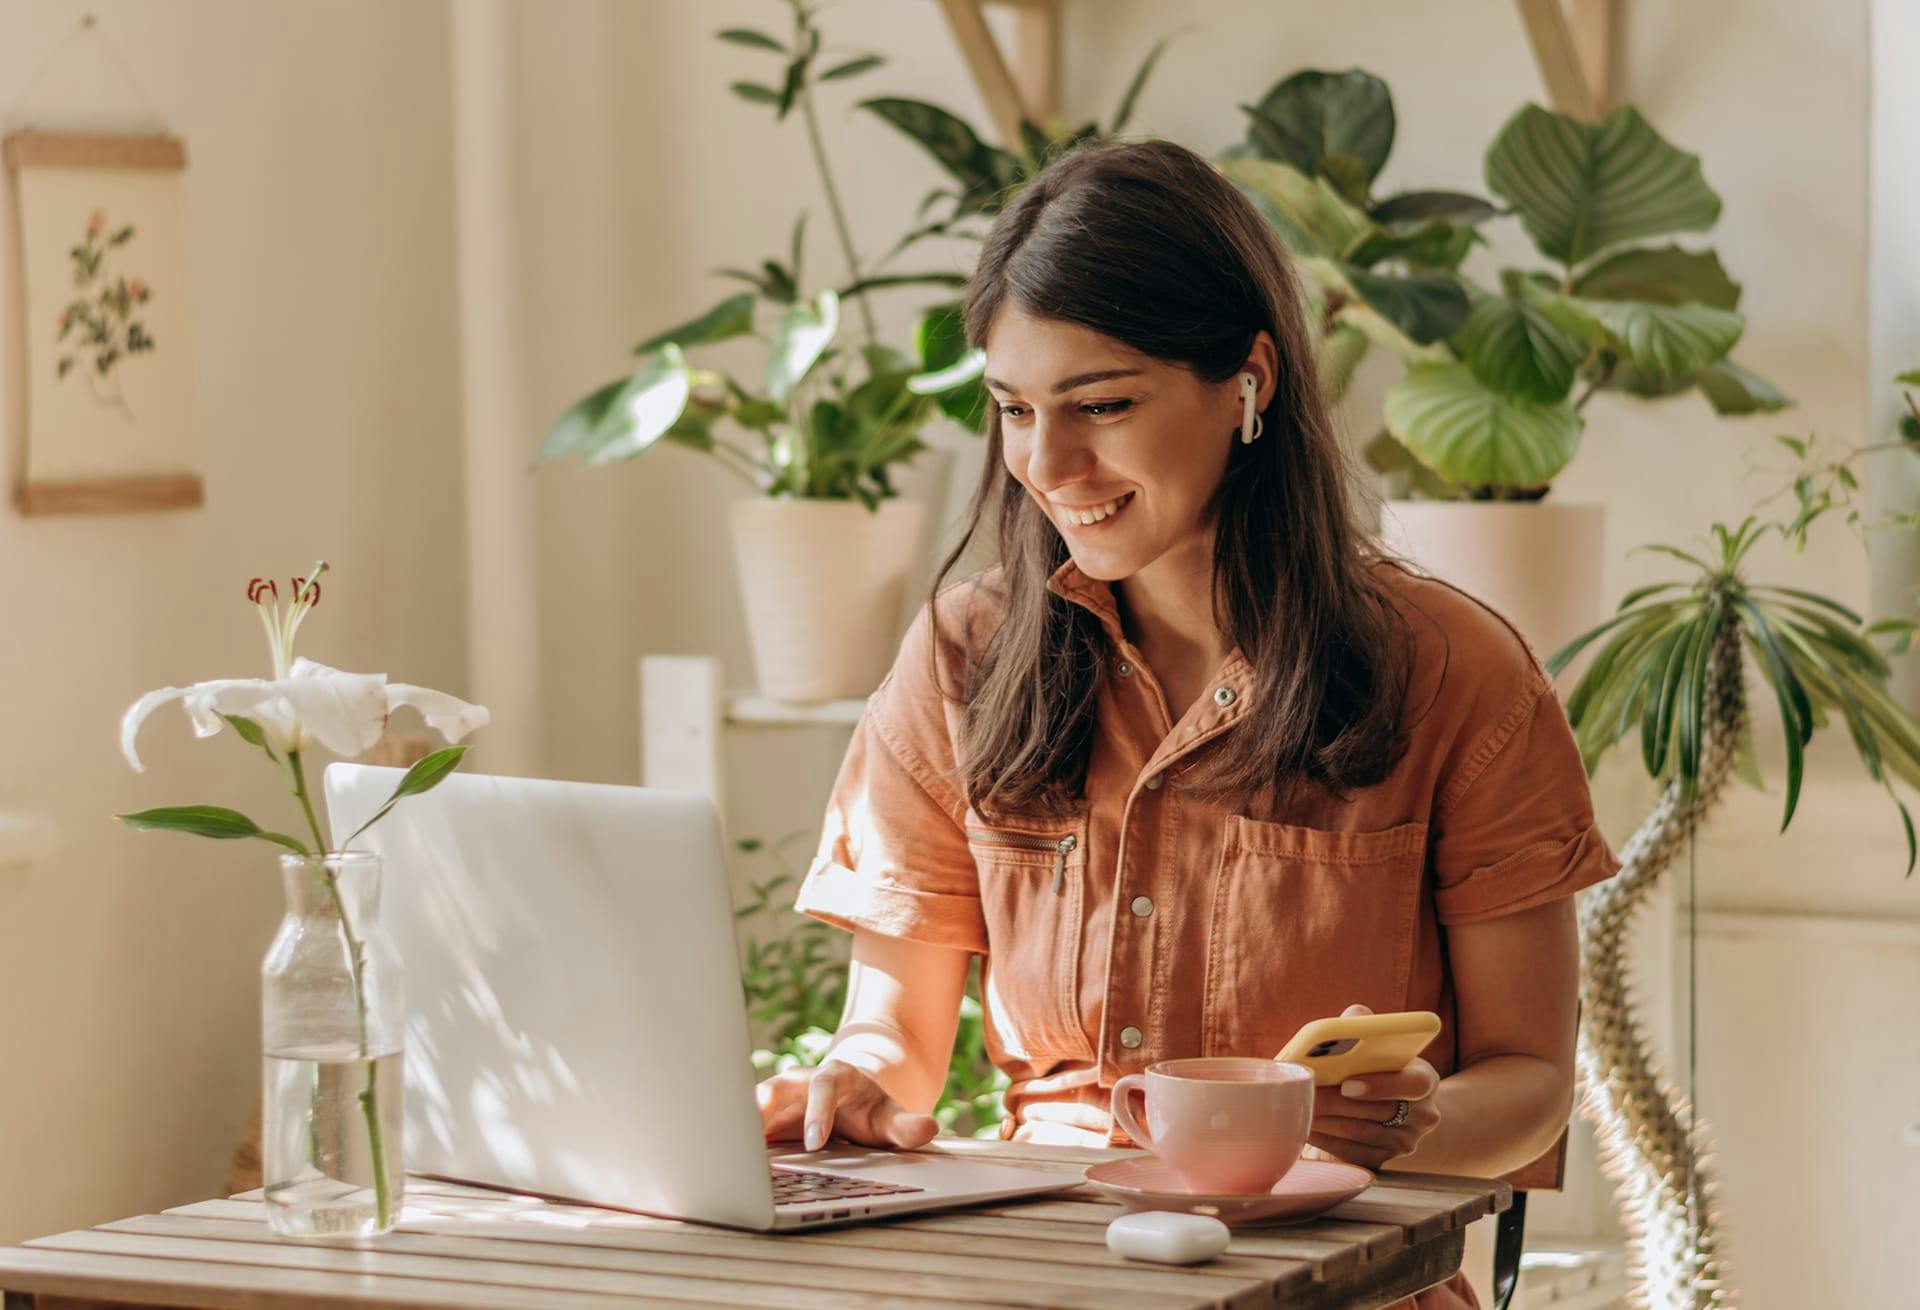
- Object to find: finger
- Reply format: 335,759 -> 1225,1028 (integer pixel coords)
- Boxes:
756,1074 -> 809,1140
802,1065 -> 849,1151
1018,1100 -> 1113,1132
1013,1119 -> 1113,1147
1337,1063 -> 1439,1104
1341,1003 -> 1373,1018
883,1108 -> 939,1149
1312,1116 -> 1415,1149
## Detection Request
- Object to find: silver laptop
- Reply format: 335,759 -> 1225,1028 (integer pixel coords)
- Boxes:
322,763 -> 1083,1230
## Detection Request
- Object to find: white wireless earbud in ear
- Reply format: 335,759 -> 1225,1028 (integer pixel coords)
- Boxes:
1238,373 -> 1263,445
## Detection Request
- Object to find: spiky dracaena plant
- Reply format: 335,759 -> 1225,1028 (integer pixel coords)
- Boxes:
1543,515 -> 1918,1310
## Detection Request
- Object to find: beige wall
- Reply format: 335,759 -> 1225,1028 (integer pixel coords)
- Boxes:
0,0 -> 466,1241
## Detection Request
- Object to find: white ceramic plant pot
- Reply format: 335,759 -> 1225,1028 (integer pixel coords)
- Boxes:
729,497 -> 927,701
1378,500 -> 1606,676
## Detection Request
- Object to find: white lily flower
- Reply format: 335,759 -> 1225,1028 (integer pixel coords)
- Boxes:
119,562 -> 489,771
121,658 -> 490,772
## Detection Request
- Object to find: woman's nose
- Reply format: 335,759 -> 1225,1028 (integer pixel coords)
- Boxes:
1023,418 -> 1094,492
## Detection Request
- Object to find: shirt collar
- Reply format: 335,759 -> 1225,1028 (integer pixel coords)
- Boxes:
1045,557 -> 1256,710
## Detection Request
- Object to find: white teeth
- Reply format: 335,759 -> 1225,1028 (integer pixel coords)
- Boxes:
1069,492 -> 1131,526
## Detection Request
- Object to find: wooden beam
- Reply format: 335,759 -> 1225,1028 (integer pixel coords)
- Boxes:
15,475 -> 204,516
1514,0 -> 1605,122
1569,0 -> 1621,115
1013,1 -> 1060,127
936,0 -> 1029,148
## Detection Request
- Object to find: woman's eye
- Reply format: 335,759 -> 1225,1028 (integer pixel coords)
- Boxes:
1082,400 -> 1132,418
997,404 -> 1028,420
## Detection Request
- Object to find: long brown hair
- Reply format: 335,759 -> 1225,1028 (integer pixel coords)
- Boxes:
930,137 -> 1413,821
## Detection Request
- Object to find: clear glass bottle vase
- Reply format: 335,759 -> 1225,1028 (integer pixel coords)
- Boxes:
262,851 -> 404,1237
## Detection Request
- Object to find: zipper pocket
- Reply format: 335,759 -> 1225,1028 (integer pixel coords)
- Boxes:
965,829 -> 1078,895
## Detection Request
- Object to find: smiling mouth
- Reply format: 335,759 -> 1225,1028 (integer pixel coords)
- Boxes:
1059,491 -> 1136,528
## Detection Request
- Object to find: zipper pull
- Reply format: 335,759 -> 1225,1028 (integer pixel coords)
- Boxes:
1051,834 -> 1077,895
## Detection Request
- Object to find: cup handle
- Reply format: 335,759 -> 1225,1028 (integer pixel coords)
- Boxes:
1110,1074 -> 1154,1150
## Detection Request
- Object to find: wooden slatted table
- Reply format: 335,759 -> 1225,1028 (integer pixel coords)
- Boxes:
0,1140 -> 1509,1309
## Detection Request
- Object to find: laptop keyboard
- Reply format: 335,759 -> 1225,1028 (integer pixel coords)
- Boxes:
771,1166 -> 926,1206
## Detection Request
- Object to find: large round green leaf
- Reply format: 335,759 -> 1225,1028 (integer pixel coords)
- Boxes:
1486,105 -> 1722,267
1694,359 -> 1790,414
1572,244 -> 1740,309
1454,294 -> 1584,403
1241,70 -> 1395,185
1533,290 -> 1743,376
1383,362 -> 1582,489
1340,267 -> 1470,345
1215,154 -> 1369,258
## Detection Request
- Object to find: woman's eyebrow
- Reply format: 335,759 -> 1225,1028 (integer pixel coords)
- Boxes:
983,367 -> 1145,395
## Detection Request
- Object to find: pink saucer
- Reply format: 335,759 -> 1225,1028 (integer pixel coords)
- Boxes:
1083,1156 -> 1373,1226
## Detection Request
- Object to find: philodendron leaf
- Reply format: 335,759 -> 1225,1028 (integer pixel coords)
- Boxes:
1344,219 -> 1479,272
1454,294 -> 1584,403
1694,359 -> 1790,414
342,746 -> 471,851
632,292 -> 755,356
1340,267 -> 1469,345
1241,69 -> 1395,184
766,290 -> 840,403
1332,301 -> 1451,368
1572,244 -> 1741,309
1215,154 -> 1369,259
540,345 -> 693,464
119,805 -> 310,854
1486,104 -> 1722,266
1368,190 -> 1500,226
1318,321 -> 1369,405
1526,285 -> 1743,376
1383,361 -> 1583,490
858,98 -> 1024,216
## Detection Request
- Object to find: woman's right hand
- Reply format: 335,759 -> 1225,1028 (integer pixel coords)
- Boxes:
755,1059 -> 940,1152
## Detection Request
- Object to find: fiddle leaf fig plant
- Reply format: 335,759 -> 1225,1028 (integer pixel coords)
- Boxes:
1219,70 -> 1791,500
537,0 -> 980,506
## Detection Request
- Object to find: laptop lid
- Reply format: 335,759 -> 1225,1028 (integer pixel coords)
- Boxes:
322,764 -> 779,1229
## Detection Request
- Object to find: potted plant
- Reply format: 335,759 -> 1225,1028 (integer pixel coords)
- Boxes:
1544,380 -> 1920,1309
536,2 -> 985,700
1213,70 -> 1789,657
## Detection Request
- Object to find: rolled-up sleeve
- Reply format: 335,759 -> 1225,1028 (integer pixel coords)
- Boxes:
1431,676 -> 1622,927
793,609 -> 987,954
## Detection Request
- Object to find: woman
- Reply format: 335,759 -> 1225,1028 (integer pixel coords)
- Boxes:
755,138 -> 1620,1310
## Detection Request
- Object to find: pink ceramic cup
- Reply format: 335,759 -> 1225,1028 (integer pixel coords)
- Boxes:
1110,1057 -> 1314,1195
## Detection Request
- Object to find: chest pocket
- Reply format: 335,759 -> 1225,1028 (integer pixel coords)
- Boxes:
965,813 -> 1091,1062
1201,815 -> 1428,1057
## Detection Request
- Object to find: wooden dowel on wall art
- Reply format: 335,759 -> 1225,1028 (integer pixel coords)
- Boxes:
15,475 -> 204,516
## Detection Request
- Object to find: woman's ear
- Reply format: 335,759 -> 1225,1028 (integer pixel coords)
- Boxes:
1241,329 -> 1282,411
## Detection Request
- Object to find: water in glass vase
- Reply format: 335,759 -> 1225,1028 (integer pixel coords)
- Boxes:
263,1044 -> 404,1236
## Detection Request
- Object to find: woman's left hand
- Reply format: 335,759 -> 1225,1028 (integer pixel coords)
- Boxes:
1306,1003 -> 1442,1171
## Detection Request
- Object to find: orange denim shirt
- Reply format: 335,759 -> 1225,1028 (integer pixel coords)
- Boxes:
795,557 -> 1621,1310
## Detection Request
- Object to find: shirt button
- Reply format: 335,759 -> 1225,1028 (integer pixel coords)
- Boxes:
1131,895 -> 1154,918
1213,686 -> 1236,706
1119,1025 -> 1143,1049
1117,661 -> 1134,677
1144,772 -> 1164,790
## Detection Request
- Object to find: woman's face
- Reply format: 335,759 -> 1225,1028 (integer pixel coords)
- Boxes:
982,305 -> 1271,584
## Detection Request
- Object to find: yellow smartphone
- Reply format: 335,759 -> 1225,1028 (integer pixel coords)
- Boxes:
1273,1010 -> 1442,1087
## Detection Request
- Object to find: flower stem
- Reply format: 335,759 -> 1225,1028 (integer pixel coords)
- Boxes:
287,750 -> 393,1229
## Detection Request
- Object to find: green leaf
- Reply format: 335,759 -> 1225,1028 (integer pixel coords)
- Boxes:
1485,104 -> 1722,266
819,55 -> 884,82
912,301 -> 988,428
1368,191 -> 1499,226
717,27 -> 786,53
632,293 -> 756,356
1339,268 -> 1469,345
1110,34 -> 1177,134
729,81 -> 782,106
1527,286 -> 1743,376
1344,219 -> 1479,272
766,291 -> 840,403
1736,595 -> 1813,828
118,805 -> 309,854
1214,154 -> 1369,259
1332,301 -> 1450,368
835,271 -> 969,298
1241,69 -> 1395,184
1694,359 -> 1790,415
219,713 -> 279,763
858,98 -> 1024,216
1896,369 -> 1920,386
1572,244 -> 1741,309
1453,294 -> 1584,403
1382,362 -> 1583,490
1318,322 -> 1369,405
342,746 -> 470,850
539,345 -> 693,465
